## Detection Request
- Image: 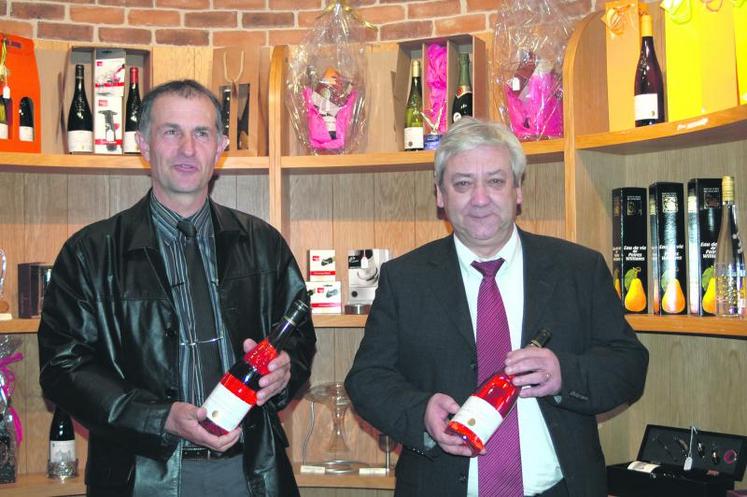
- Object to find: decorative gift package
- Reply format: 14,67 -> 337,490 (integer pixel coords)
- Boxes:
0,34 -> 41,153
661,0 -> 738,121
492,0 -> 591,140
285,0 -> 373,155
0,336 -> 23,484
734,0 -> 747,105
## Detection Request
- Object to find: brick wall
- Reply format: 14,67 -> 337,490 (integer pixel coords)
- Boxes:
0,0 -> 518,47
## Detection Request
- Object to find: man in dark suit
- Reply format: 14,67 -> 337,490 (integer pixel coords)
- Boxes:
345,117 -> 648,497
38,80 -> 316,497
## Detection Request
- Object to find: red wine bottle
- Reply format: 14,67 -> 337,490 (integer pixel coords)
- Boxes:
446,329 -> 551,455
123,67 -> 141,154
48,406 -> 78,479
18,96 -> 33,142
634,14 -> 665,127
199,299 -> 309,435
67,64 -> 93,153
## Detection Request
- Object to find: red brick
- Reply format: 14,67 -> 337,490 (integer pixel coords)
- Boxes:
0,19 -> 33,38
71,6 -> 125,25
466,0 -> 497,11
129,9 -> 180,27
12,2 -> 65,20
380,20 -> 432,41
0,1 -> 6,15
57,0 -> 95,3
99,0 -> 152,6
268,0 -> 320,9
37,22 -> 94,41
333,5 -> 404,26
242,12 -> 294,28
213,30 -> 266,48
214,0 -> 264,8
156,0 -> 209,9
99,27 -> 152,45
155,29 -> 210,46
409,0 -> 460,20
434,14 -> 486,36
185,11 -> 237,28
98,0 -> 153,7
268,29 -> 310,46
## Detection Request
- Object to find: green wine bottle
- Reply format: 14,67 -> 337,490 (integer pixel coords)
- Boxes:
404,59 -> 423,151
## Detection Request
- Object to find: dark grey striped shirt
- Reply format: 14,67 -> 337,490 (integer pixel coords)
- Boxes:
150,193 -> 234,408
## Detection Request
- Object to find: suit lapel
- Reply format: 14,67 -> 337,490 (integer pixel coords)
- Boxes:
426,236 -> 476,355
519,229 -> 558,345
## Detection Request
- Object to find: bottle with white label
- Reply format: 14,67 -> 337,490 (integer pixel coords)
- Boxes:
67,64 -> 93,153
634,14 -> 664,127
123,67 -> 141,154
48,407 -> 78,479
18,96 -> 33,142
446,329 -> 551,455
403,59 -> 424,151
199,299 -> 309,435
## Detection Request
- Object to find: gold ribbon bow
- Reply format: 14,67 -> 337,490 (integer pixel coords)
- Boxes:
318,0 -> 378,31
661,0 -> 693,23
602,4 -> 634,37
0,38 -> 9,85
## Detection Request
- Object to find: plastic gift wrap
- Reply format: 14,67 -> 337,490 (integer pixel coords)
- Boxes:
493,0 -> 591,140
0,336 -> 23,484
423,44 -> 447,149
286,0 -> 373,154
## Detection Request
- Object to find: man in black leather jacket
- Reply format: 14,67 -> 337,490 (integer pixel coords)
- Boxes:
38,79 -> 316,497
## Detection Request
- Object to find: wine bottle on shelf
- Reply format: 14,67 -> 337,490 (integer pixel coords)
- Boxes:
67,64 -> 93,153
446,329 -> 552,455
123,67 -> 141,154
714,176 -> 746,317
200,299 -> 309,436
0,86 -> 7,140
48,406 -> 78,479
237,96 -> 249,150
452,53 -> 473,123
634,13 -> 665,127
403,59 -> 424,151
18,96 -> 33,142
220,87 -> 231,151
2,85 -> 12,139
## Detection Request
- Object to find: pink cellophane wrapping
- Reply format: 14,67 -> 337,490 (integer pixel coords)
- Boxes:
304,87 -> 358,150
504,69 -> 563,139
426,44 -> 447,134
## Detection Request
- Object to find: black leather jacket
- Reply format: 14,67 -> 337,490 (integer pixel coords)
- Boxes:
38,194 -> 316,497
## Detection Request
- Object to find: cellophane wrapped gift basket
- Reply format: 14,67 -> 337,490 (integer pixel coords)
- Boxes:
285,0 -> 373,155
493,0 -> 591,140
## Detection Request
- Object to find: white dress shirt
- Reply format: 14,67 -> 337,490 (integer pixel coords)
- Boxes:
453,226 -> 563,496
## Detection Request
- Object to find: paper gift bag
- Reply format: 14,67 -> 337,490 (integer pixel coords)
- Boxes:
662,0 -> 738,121
603,1 -> 642,131
0,34 -> 41,153
734,0 -> 747,104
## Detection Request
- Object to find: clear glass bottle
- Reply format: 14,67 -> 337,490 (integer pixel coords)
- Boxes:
403,59 -> 423,151
714,176 -> 745,317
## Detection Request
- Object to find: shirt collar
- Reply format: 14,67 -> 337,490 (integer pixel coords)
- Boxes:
150,191 -> 212,242
454,224 -> 520,276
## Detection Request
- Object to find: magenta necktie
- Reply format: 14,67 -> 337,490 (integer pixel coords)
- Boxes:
472,259 -> 523,497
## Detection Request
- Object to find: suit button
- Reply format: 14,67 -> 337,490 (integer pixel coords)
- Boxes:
166,387 -> 178,400
458,473 -> 467,483
470,361 -> 477,371
165,327 -> 177,338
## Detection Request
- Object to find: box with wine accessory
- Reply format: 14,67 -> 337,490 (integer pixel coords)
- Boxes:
612,187 -> 648,313
347,249 -> 389,305
607,424 -> 747,497
60,46 -> 151,155
395,35 -> 488,151
687,178 -> 722,316
649,182 -> 687,315
211,43 -> 262,155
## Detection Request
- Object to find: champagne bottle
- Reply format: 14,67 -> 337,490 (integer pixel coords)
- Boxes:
67,64 -> 93,153
220,87 -> 231,151
237,97 -> 249,150
403,59 -> 424,151
634,14 -> 665,127
123,67 -> 141,154
452,53 -> 473,123
714,176 -> 746,317
200,299 -> 309,435
48,406 -> 78,479
18,96 -> 33,142
0,86 -> 7,140
446,329 -> 552,455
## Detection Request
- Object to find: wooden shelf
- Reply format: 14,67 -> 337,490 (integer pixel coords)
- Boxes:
576,105 -> 747,154
311,314 -> 368,328
0,319 -> 40,334
294,466 -> 394,490
0,474 -> 85,497
627,315 -> 747,338
0,153 -> 269,174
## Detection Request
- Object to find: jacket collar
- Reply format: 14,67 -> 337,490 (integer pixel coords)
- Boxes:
518,228 -> 558,346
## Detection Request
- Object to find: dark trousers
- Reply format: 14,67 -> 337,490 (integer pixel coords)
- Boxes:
181,455 -> 249,497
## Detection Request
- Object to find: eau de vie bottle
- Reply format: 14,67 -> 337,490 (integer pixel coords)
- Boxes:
446,329 -> 552,455
634,13 -> 665,127
200,299 -> 309,435
714,175 -> 746,317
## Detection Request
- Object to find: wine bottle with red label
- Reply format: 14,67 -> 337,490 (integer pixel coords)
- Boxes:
446,328 -> 552,455
199,299 -> 309,436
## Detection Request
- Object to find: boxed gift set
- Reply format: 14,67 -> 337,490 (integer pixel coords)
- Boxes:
608,424 -> 747,497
